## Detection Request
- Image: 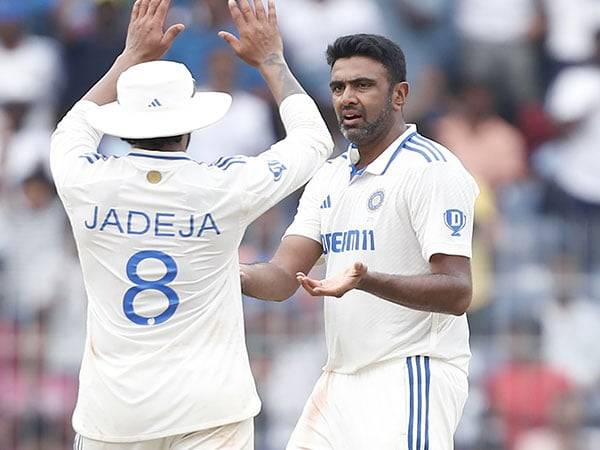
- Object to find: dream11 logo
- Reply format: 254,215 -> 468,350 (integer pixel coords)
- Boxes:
444,209 -> 466,237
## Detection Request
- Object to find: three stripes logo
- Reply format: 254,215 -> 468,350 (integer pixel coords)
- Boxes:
406,356 -> 431,450
320,195 -> 332,209
212,155 -> 247,171
148,99 -> 162,108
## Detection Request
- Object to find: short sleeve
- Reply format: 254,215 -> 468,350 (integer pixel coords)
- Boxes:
405,163 -> 479,261
282,167 -> 326,245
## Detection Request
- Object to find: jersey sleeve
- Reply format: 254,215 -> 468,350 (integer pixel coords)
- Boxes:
223,94 -> 333,225
404,163 -> 479,261
50,100 -> 104,190
282,167 -> 326,244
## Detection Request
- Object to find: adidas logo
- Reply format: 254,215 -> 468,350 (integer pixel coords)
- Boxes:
320,195 -> 332,209
148,99 -> 162,108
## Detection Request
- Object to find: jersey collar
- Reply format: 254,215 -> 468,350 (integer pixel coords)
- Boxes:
347,124 -> 417,177
127,149 -> 192,161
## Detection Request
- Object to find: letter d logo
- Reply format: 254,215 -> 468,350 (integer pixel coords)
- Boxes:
444,209 -> 466,236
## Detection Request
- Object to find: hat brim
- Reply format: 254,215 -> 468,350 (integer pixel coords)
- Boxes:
86,92 -> 232,139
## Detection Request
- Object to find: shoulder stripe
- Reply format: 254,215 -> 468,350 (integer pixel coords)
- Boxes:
404,143 -> 433,163
407,137 -> 440,162
215,155 -> 245,168
413,135 -> 447,162
220,160 -> 247,170
79,152 -> 106,164
380,130 -> 417,174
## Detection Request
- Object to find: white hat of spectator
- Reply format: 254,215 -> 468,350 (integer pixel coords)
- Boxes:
86,60 -> 232,139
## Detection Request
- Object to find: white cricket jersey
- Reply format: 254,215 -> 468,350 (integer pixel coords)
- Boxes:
285,125 -> 479,375
50,94 -> 333,442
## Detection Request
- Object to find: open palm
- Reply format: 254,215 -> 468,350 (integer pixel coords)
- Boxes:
297,262 -> 368,298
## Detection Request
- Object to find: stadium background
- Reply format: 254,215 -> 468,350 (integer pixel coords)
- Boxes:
1,0 -> 600,448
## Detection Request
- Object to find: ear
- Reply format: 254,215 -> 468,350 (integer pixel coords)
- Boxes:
392,81 -> 409,111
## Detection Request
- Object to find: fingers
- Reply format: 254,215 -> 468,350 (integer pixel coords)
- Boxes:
267,0 -> 277,24
227,0 -> 246,29
298,277 -> 321,297
237,0 -> 257,23
131,0 -> 141,20
137,0 -> 150,17
296,272 -> 324,296
147,0 -> 161,17
154,0 -> 172,22
254,0 -> 267,22
162,23 -> 185,48
353,261 -> 367,274
218,31 -> 241,52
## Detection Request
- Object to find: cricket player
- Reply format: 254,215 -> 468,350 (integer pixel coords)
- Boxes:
50,0 -> 333,448
241,34 -> 479,449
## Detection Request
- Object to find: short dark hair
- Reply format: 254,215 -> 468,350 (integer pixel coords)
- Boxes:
326,34 -> 407,84
121,135 -> 185,151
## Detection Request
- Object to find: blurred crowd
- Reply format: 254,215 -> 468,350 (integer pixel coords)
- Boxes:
1,0 -> 600,449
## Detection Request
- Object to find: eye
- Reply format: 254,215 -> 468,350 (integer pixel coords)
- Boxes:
331,85 -> 343,94
358,82 -> 371,89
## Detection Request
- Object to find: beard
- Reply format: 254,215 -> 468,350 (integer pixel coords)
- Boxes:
338,98 -> 394,146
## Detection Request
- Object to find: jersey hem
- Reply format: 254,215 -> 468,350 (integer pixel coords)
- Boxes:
72,402 -> 261,443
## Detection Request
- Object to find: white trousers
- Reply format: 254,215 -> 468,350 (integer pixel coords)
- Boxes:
287,357 -> 468,450
74,418 -> 254,450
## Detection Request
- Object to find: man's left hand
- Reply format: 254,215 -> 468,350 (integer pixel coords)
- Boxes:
297,262 -> 368,298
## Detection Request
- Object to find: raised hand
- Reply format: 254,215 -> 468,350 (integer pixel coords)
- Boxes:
219,0 -> 284,69
297,262 -> 368,298
123,0 -> 185,63
82,0 -> 184,105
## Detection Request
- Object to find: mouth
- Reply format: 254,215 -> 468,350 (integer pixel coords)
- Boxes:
341,111 -> 363,127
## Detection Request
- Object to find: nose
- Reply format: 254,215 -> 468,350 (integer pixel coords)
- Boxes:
340,86 -> 358,106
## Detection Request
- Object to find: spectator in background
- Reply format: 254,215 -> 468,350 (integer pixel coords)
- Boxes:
0,1 -> 61,128
277,0 -> 385,104
485,319 -> 573,450
537,29 -> 600,270
432,79 -> 527,194
374,0 -> 456,124
42,229 -> 86,378
455,0 -> 543,117
58,0 -> 128,116
166,0 -> 263,92
541,0 -> 600,81
514,392 -> 600,450
187,47 -> 276,163
540,255 -> 600,389
0,167 -> 66,323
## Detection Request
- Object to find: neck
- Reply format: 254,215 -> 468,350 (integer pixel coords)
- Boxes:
355,122 -> 408,168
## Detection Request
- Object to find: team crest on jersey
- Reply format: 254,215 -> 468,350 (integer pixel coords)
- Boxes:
444,209 -> 466,236
367,190 -> 385,211
268,160 -> 287,181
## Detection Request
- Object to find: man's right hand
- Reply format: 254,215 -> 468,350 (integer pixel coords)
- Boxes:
123,0 -> 185,63
219,0 -> 284,69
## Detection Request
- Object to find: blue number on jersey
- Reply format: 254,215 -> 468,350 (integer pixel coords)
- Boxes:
123,250 -> 179,325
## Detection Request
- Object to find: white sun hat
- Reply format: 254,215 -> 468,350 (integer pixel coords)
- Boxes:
86,60 -> 232,139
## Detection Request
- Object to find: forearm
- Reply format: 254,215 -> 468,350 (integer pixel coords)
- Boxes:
357,271 -> 472,316
258,54 -> 305,106
240,262 -> 299,301
82,53 -> 142,106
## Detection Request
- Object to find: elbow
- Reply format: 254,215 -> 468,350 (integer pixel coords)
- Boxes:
268,284 -> 298,302
449,284 -> 472,316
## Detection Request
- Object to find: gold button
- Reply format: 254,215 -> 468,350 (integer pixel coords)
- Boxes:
146,171 -> 162,184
